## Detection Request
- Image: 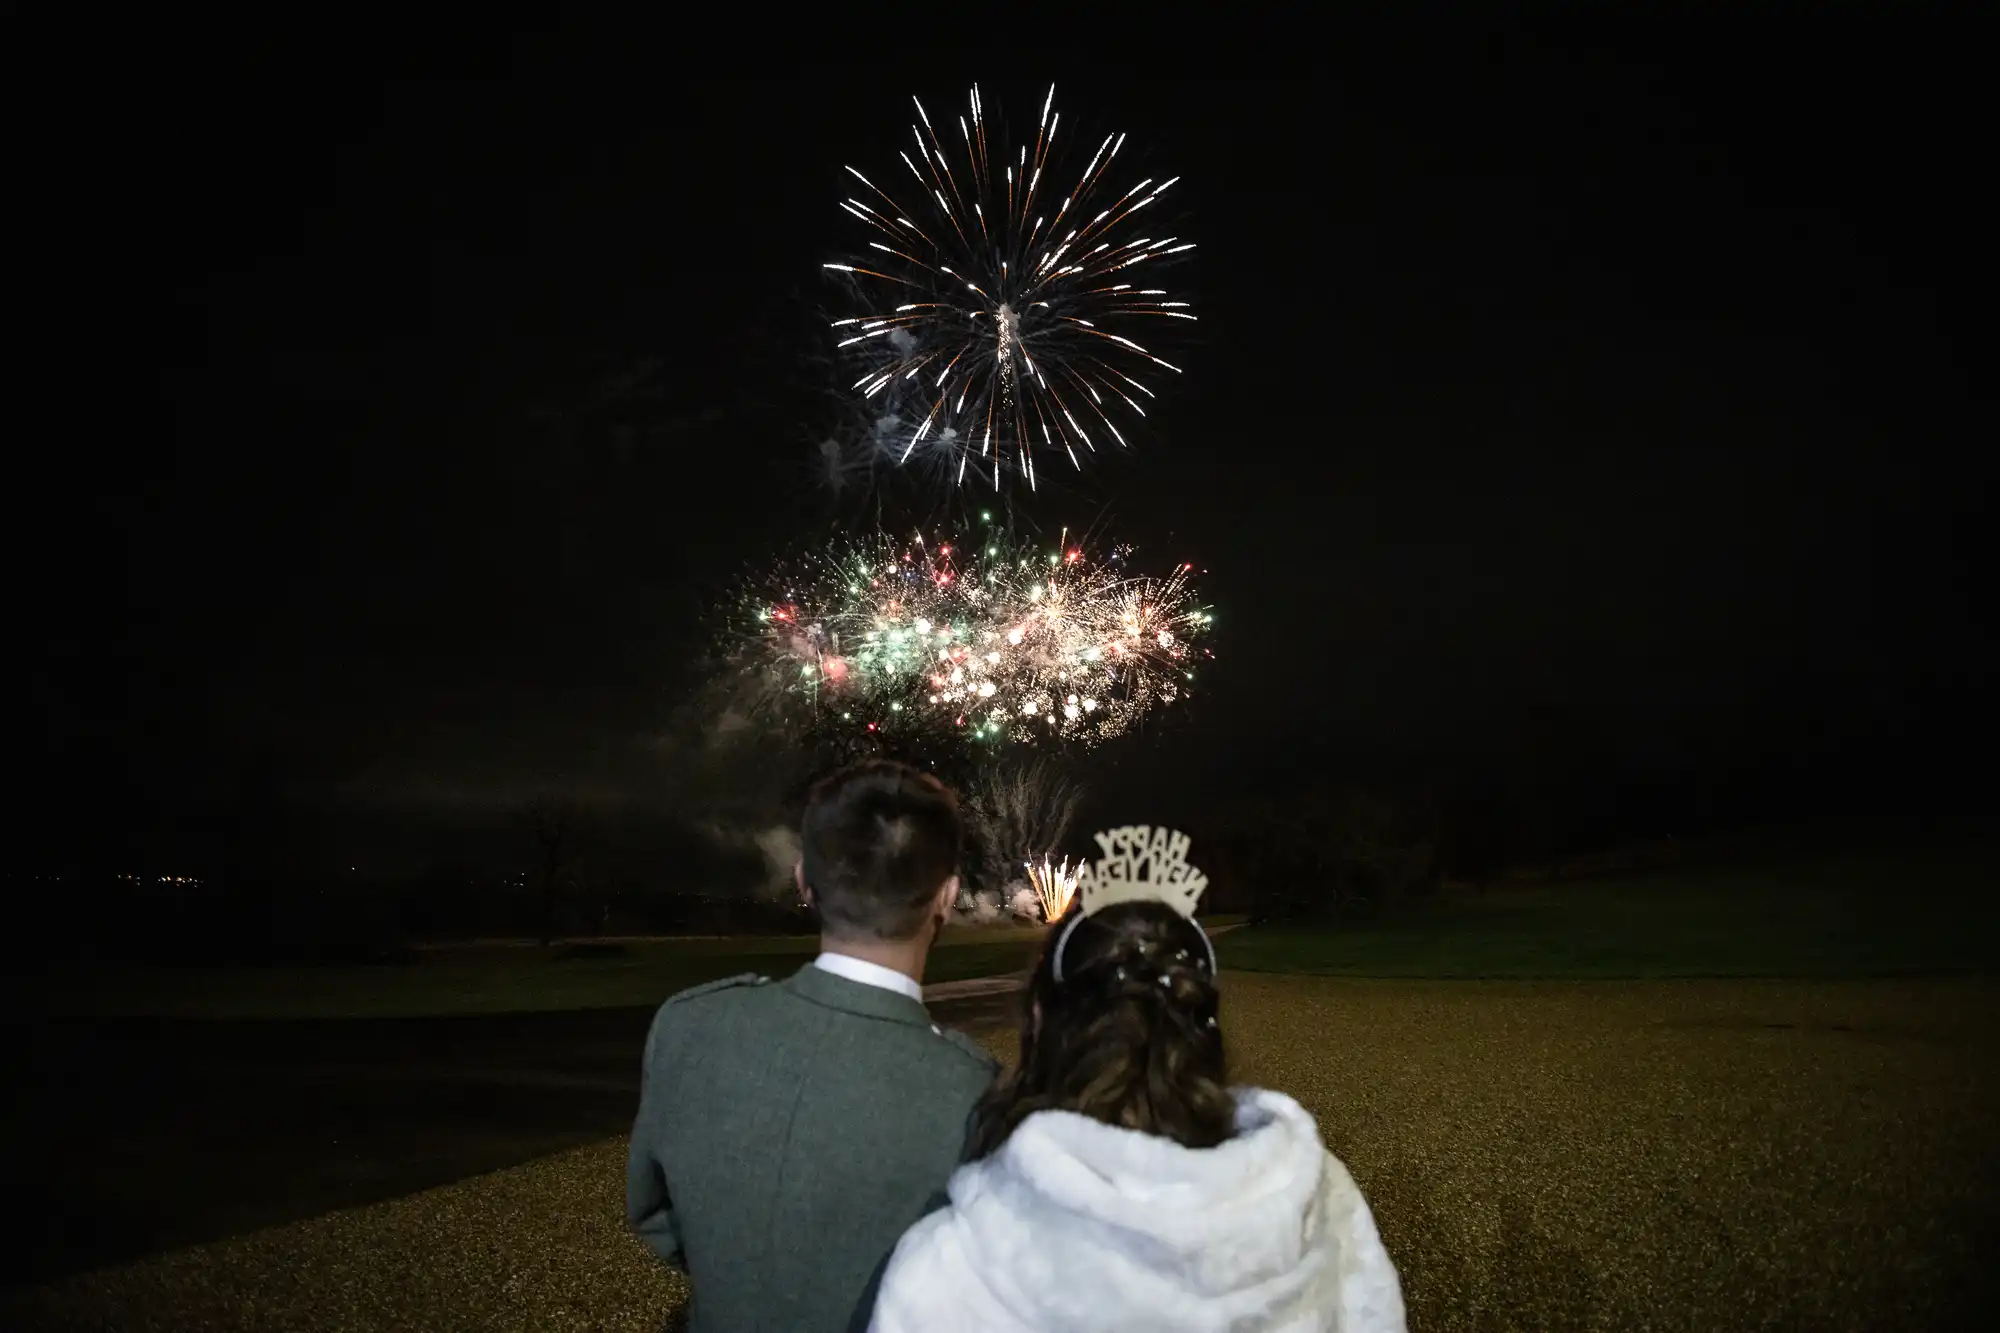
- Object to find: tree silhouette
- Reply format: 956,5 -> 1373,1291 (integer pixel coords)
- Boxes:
964,757 -> 1087,894
521,794 -> 586,945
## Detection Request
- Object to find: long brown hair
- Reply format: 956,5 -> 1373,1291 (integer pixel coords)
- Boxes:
968,900 -> 1233,1157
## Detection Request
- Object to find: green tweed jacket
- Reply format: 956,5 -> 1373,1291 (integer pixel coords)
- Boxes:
627,964 -> 997,1333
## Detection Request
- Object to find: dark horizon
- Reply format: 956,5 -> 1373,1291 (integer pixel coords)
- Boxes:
27,16 -> 1993,878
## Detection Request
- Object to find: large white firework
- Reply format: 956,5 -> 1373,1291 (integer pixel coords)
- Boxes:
826,85 -> 1195,491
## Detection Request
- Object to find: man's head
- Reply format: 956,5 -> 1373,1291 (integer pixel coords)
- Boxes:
797,759 -> 963,941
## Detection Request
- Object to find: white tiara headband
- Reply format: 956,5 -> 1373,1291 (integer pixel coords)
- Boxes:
1051,825 -> 1214,983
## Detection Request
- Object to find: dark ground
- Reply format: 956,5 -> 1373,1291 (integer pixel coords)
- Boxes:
3,991 -> 1019,1289
1221,840 -> 2000,979
10,975 -> 1995,1331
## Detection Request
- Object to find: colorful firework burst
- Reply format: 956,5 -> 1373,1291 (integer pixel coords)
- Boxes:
826,85 -> 1195,491
723,524 -> 1213,751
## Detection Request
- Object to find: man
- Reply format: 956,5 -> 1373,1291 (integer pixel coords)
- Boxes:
627,760 -> 996,1333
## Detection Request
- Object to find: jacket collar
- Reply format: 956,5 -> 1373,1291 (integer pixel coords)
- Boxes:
784,961 -> 933,1028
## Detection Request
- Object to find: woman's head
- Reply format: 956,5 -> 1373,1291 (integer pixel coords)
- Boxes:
968,900 -> 1232,1156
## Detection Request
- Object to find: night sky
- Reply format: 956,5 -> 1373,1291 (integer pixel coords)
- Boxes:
31,16 -> 1992,874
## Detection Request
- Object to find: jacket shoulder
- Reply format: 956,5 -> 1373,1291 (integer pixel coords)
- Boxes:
660,972 -> 771,1011
932,1024 -> 999,1075
646,973 -> 773,1056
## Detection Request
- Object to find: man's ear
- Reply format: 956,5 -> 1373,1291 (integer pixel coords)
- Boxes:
933,874 -> 960,919
795,861 -> 813,908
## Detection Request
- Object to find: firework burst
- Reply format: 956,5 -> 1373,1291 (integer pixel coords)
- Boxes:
722,524 -> 1213,753
1026,855 -> 1081,920
827,85 -> 1195,492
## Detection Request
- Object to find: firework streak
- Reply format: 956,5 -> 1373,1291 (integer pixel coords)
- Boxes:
729,529 -> 1212,750
826,84 -> 1195,490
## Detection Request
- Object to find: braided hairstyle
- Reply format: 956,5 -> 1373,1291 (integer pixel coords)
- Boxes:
967,900 -> 1232,1157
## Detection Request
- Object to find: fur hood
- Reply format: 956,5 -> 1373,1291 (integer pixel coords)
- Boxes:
870,1087 -> 1404,1333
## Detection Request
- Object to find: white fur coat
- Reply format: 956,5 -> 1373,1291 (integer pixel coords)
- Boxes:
869,1088 -> 1405,1333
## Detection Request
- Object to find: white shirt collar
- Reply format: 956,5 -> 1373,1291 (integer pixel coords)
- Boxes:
813,951 -> 925,1005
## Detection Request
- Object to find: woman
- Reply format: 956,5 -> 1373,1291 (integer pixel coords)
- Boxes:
870,899 -> 1405,1332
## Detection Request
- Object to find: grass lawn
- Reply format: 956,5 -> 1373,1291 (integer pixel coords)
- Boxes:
9,927 -> 1050,1021
10,918 -> 1250,1022
1218,844 -> 2000,978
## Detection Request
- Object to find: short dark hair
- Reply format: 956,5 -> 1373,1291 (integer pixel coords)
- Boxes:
799,760 -> 963,940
